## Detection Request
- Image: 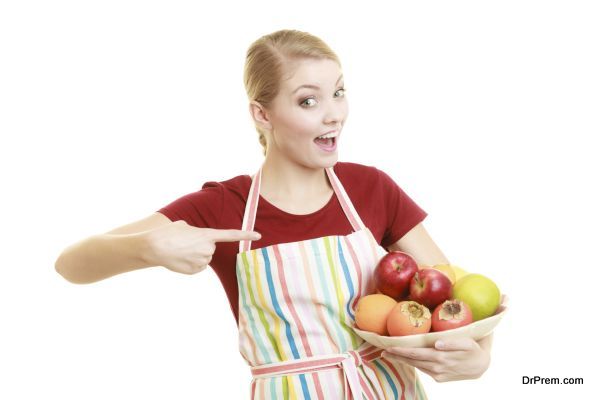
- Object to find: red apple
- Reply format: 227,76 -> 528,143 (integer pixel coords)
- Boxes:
374,251 -> 419,300
409,268 -> 452,309
431,300 -> 473,332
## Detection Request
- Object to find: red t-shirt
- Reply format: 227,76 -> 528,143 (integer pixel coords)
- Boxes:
157,162 -> 427,325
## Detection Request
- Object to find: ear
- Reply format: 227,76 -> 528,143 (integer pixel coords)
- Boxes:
249,101 -> 272,132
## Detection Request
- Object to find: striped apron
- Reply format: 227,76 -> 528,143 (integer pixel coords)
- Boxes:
236,166 -> 428,399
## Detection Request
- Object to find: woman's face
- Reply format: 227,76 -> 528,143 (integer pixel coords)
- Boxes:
264,58 -> 348,168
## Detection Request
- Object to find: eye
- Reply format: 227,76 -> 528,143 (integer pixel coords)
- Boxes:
300,88 -> 346,108
300,97 -> 317,107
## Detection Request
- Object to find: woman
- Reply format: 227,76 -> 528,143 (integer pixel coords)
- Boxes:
56,29 -> 491,399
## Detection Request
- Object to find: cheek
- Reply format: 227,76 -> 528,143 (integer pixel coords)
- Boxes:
341,102 -> 349,122
286,115 -> 319,139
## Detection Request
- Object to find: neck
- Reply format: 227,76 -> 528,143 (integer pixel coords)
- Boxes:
259,153 -> 333,200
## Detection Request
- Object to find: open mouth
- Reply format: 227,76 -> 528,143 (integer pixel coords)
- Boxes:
314,132 -> 338,152
314,136 -> 337,152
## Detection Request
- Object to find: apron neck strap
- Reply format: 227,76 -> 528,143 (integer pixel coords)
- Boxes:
239,165 -> 366,253
324,167 -> 366,232
239,168 -> 262,253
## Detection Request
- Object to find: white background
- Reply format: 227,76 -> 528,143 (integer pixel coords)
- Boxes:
1,0 -> 598,398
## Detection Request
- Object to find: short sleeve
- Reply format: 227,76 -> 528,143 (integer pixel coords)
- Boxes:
156,182 -> 224,228
378,169 -> 428,248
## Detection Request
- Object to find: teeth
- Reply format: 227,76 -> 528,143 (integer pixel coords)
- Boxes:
317,132 -> 337,140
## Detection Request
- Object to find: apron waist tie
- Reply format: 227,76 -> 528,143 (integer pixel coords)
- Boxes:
250,344 -> 383,399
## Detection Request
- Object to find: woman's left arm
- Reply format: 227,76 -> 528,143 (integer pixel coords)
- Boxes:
386,222 -> 449,266
384,222 -> 493,382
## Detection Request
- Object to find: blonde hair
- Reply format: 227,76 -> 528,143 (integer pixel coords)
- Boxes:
243,29 -> 341,156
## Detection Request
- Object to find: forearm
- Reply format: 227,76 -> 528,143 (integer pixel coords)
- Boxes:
55,232 -> 156,284
387,224 -> 450,267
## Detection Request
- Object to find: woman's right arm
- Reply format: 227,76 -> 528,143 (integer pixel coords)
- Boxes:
55,212 -> 261,284
54,212 -> 173,284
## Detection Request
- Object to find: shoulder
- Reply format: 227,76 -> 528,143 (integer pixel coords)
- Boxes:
200,175 -> 252,204
333,161 -> 415,209
208,173 -> 252,202
161,173 -> 250,213
334,161 -> 380,179
333,161 -> 389,189
158,173 -> 250,227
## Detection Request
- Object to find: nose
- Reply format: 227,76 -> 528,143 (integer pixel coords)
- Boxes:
323,97 -> 347,127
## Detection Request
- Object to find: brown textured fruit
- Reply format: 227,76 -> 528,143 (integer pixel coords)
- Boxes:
387,301 -> 432,336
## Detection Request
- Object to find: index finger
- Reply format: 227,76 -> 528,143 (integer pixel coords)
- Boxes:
208,229 -> 262,243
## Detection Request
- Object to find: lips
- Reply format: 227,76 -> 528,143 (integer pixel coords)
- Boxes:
315,129 -> 338,140
314,135 -> 337,152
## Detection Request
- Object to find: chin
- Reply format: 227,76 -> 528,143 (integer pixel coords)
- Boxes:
289,147 -> 338,170
325,157 -> 338,168
314,154 -> 338,169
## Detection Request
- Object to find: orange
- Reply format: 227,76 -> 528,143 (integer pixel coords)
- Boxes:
355,294 -> 397,335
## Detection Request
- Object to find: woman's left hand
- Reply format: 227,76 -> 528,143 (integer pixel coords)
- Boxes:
381,334 -> 492,382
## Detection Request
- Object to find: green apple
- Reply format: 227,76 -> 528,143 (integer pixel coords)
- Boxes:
452,273 -> 501,321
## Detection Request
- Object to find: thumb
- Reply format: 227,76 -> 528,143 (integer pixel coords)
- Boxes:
209,229 -> 262,243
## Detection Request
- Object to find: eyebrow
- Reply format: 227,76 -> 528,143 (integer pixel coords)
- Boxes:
292,74 -> 344,94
